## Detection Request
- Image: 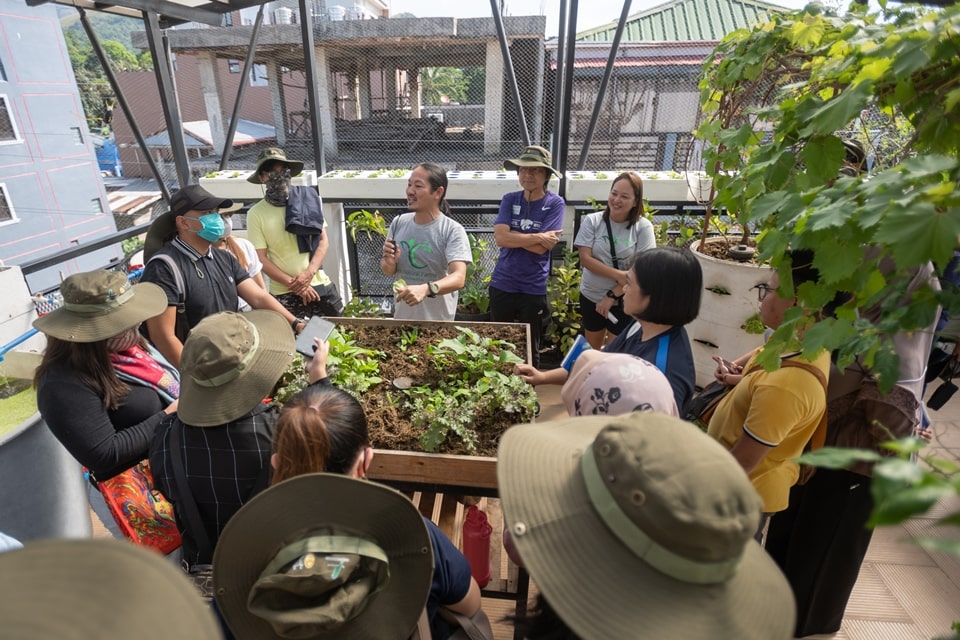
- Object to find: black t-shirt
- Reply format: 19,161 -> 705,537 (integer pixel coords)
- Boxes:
141,237 -> 250,330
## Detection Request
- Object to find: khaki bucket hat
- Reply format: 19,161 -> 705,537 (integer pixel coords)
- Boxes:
497,412 -> 796,640
503,145 -> 562,179
247,147 -> 305,184
0,539 -> 221,639
177,310 -> 295,426
33,269 -> 166,343
214,473 -> 434,640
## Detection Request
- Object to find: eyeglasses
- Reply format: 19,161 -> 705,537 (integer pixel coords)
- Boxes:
752,283 -> 772,301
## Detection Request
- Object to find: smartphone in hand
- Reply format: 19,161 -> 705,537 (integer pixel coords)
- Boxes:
295,316 -> 336,358
712,356 -> 742,374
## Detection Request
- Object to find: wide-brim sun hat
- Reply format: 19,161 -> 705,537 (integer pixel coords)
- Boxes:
503,144 -> 563,179
497,412 -> 796,640
0,539 -> 221,639
143,184 -> 234,261
178,310 -> 295,426
247,147 -> 305,184
561,350 -> 679,417
214,473 -> 434,640
32,269 -> 167,343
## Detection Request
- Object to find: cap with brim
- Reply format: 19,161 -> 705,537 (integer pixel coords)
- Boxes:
214,473 -> 434,640
562,350 -> 679,417
32,270 -> 167,343
0,539 -> 221,639
504,145 -> 562,179
497,413 -> 796,640
143,185 -> 234,261
178,310 -> 295,426
247,147 -> 305,184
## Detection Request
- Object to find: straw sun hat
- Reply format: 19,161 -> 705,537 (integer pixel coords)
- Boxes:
32,269 -> 166,343
214,473 -> 434,640
0,539 -> 221,639
177,310 -> 295,427
497,412 -> 796,640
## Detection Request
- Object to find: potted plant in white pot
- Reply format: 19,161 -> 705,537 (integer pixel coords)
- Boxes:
691,2 -> 959,384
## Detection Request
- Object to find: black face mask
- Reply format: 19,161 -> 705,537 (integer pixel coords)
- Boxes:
264,168 -> 291,206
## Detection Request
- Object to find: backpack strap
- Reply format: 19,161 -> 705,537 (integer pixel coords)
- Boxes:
778,358 -> 829,451
147,253 -> 189,343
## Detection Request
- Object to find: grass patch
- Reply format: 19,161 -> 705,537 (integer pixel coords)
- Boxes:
0,384 -> 37,439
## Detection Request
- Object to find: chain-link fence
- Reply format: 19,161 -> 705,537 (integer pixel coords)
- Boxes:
72,3 -> 719,187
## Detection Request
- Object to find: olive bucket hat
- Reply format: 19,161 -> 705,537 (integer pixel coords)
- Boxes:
177,310 -> 295,427
247,147 -> 305,184
33,269 -> 166,343
0,539 -> 221,640
214,473 -> 434,640
498,412 -> 796,640
503,145 -> 562,179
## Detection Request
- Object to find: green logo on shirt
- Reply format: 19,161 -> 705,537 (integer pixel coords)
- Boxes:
402,240 -> 433,269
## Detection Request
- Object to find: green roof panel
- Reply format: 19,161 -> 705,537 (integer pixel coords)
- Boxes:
576,0 -> 789,42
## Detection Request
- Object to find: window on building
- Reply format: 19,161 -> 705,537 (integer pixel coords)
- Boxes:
91,197 -> 104,214
223,11 -> 233,26
228,60 -> 241,74
0,184 -> 16,224
0,56 -> 7,82
0,95 -> 20,143
71,126 -> 84,145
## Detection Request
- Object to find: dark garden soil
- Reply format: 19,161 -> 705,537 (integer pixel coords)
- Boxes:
340,323 -> 529,458
696,236 -> 761,263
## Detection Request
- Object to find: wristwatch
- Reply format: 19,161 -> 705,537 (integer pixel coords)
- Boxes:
427,282 -> 440,298
606,289 -> 618,299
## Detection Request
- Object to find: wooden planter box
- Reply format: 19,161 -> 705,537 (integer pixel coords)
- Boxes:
331,317 -> 530,495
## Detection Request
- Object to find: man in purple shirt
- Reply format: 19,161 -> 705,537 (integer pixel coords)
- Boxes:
489,146 -> 565,367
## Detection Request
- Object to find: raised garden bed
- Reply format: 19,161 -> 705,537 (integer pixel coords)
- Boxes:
275,318 -> 535,464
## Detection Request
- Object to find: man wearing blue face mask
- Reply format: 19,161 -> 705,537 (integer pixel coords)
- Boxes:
142,185 -> 305,367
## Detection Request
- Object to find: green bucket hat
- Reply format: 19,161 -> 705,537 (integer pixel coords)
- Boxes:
214,473 -> 434,640
33,269 -> 166,343
0,539 -> 221,639
498,412 -> 796,640
177,310 -> 295,427
503,145 -> 562,179
248,147 -> 305,184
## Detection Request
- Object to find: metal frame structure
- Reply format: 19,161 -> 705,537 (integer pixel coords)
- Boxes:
30,0 -> 635,194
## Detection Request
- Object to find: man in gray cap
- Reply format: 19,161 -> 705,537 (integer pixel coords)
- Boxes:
141,184 -> 306,367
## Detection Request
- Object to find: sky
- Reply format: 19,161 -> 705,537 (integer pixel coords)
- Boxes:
387,0 -> 812,38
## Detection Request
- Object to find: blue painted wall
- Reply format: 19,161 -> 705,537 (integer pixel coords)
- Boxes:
0,2 -> 121,292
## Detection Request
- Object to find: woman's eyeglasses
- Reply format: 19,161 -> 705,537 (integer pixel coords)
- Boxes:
752,283 -> 772,301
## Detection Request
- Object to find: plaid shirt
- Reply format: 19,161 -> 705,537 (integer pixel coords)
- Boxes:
149,403 -> 276,565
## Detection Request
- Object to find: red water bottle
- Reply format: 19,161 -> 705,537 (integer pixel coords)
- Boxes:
462,505 -> 492,588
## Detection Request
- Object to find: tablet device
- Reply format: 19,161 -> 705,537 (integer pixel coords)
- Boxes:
295,316 -> 336,358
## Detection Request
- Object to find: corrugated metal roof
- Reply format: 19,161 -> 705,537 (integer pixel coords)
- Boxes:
576,0 -> 789,42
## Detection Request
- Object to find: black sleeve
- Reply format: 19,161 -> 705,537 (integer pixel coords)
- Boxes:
37,374 -> 164,480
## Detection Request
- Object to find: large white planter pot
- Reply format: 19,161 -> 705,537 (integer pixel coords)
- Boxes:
687,239 -> 771,388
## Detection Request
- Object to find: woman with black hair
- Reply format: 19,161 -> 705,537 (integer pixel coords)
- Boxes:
516,246 -> 701,410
